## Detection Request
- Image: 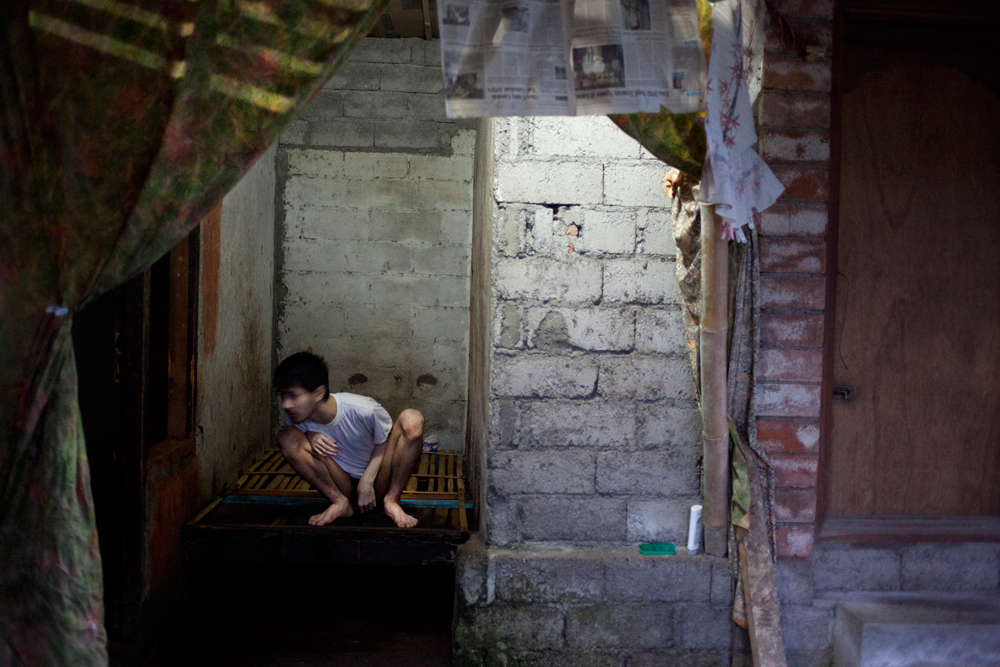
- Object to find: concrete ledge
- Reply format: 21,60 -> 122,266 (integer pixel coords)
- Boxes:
832,592 -> 1000,667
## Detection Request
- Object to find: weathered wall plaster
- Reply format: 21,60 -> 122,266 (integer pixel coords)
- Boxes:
198,143 -> 277,502
276,38 -> 474,450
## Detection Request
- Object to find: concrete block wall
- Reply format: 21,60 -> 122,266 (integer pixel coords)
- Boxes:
454,115 -> 738,666
484,116 -> 702,547
276,38 -> 475,450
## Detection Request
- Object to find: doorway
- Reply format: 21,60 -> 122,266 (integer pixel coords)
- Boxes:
819,2 -> 1000,539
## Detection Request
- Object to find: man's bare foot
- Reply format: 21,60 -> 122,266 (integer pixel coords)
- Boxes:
309,498 -> 353,526
384,500 -> 418,528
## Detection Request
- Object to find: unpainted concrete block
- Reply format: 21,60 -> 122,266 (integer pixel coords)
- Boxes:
283,206 -> 370,241
451,128 -> 476,156
282,238 -> 413,275
375,120 -> 443,149
343,150 -> 411,179
781,604 -> 833,651
307,119 -> 375,147
343,90 -> 409,119
494,552 -> 606,602
495,257 -> 602,303
677,604 -> 732,649
409,304 -> 469,348
413,177 -> 474,210
348,37 -> 415,63
605,556 -> 712,602
524,306 -> 635,352
511,399 -> 637,449
603,257 -> 680,304
281,270 -> 469,308
495,159 -> 604,205
777,557 -> 815,605
323,61 -> 381,90
628,649 -> 741,667
300,91 -> 345,120
408,154 -> 474,182
710,559 -> 733,605
604,161 -> 672,207
519,496 -> 627,542
636,405 -> 702,449
280,119 -> 308,145
598,355 -> 695,401
489,450 -> 597,495
813,544 -> 900,592
406,92 -> 448,122
455,603 -> 566,651
369,209 -> 470,245
492,354 -> 598,398
597,450 -> 697,497
565,604 -> 674,649
627,498 -> 698,544
286,174 -> 417,211
557,207 -> 637,255
900,543 -> 1000,592
635,308 -> 686,354
380,63 -> 445,94
528,116 -> 642,159
412,244 -> 470,277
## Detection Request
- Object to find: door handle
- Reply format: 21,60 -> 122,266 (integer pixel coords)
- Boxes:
833,386 -> 856,401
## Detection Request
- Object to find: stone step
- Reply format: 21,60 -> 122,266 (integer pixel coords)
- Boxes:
834,592 -> 1000,667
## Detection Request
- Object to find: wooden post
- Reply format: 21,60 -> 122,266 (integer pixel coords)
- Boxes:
700,203 -> 729,557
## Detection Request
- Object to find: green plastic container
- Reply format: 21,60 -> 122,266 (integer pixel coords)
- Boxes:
639,542 -> 676,555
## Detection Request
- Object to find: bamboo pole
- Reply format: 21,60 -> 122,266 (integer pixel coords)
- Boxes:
700,202 -> 729,557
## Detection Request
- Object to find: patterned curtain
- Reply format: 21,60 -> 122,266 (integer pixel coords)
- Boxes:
0,0 -> 387,663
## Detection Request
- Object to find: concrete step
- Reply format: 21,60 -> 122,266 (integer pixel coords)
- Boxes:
834,592 -> 1000,667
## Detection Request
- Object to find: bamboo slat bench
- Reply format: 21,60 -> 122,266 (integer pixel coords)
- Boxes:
183,449 -> 473,566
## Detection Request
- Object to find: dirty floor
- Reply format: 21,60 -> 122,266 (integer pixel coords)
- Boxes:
137,563 -> 454,667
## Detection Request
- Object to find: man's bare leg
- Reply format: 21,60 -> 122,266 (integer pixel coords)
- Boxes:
277,426 -> 354,526
374,409 -> 424,528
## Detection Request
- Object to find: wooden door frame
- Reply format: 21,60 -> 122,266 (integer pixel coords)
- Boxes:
815,0 -> 1000,542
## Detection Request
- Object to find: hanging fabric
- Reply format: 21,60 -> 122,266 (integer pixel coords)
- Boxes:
0,1 -> 387,664
699,0 -> 783,241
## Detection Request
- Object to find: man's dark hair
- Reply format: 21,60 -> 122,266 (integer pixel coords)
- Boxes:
273,352 -> 330,400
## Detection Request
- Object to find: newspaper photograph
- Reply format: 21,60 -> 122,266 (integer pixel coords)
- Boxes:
437,0 -> 705,117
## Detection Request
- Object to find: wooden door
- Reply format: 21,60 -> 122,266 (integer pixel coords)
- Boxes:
824,61 -> 1000,538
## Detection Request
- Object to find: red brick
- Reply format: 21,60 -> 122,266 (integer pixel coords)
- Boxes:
760,313 -> 824,347
757,418 -> 821,453
759,91 -> 831,130
757,382 -> 821,418
758,201 -> 827,237
762,54 -> 832,92
760,275 -> 825,310
770,0 -> 834,19
772,165 -> 830,201
760,130 -> 830,163
776,488 -> 817,522
776,523 -> 815,558
759,348 -> 823,382
759,237 -> 825,273
771,453 -> 819,487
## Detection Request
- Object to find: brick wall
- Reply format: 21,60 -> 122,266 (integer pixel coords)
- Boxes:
276,38 -> 475,450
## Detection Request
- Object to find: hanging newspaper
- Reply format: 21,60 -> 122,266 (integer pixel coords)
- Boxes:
437,0 -> 706,118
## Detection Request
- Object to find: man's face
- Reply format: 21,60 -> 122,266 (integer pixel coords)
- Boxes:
279,384 -> 325,423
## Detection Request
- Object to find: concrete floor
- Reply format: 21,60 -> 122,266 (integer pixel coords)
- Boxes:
138,563 -> 454,667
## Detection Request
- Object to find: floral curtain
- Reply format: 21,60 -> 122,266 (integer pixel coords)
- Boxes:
0,0 -> 387,664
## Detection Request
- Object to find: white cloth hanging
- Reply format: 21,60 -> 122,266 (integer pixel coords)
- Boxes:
699,0 -> 784,241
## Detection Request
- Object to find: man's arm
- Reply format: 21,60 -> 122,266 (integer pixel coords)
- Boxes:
357,440 -> 386,512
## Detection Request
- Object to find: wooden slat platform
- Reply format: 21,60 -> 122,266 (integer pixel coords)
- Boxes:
184,449 -> 473,566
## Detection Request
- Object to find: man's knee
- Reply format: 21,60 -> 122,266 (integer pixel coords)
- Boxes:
398,409 -> 424,440
277,426 -> 305,456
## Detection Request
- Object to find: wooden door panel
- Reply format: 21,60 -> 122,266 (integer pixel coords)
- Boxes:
829,62 -> 1000,519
